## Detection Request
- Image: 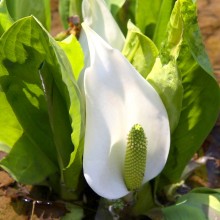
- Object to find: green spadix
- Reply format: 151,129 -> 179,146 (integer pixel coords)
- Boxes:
124,124 -> 147,191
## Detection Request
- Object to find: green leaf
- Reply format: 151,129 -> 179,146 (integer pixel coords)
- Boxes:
6,0 -> 51,31
113,0 -> 135,35
1,134 -> 58,184
0,28 -> 59,184
114,0 -> 162,37
135,0 -> 162,37
115,0 -> 171,40
58,35 -> 84,81
159,0 -> 183,62
59,0 -> 71,29
59,0 -> 82,29
147,0 -> 183,133
104,0 -> 125,17
61,203 -> 84,220
0,0 -> 13,36
0,16 -> 85,194
180,0 -> 213,75
152,0 -> 175,49
0,93 -> 22,153
122,21 -> 158,78
159,0 -> 220,184
147,59 -> 183,133
162,46 -> 220,183
162,188 -> 220,220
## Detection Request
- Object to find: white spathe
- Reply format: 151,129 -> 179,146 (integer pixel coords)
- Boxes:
78,0 -> 125,101
80,0 -> 125,51
82,23 -> 170,200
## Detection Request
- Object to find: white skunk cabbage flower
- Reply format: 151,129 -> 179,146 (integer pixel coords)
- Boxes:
82,23 -> 170,200
80,0 -> 125,51
78,0 -> 125,103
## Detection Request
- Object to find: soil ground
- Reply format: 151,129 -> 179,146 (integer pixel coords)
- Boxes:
198,0 -> 220,83
0,0 -> 219,219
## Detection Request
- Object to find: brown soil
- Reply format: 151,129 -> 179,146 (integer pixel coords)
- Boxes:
50,0 -> 63,36
197,0 -> 220,83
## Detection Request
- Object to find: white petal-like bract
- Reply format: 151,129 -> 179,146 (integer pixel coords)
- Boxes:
81,0 -> 125,50
82,23 -> 170,199
78,0 -> 125,100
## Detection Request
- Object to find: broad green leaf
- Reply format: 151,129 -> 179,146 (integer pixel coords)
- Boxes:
59,0 -> 71,29
159,0 -> 220,185
1,134 -> 58,184
69,0 -> 83,21
5,0 -> 51,31
113,0 -> 135,35
39,63 -> 75,173
180,0 -> 213,75
159,0 -> 183,62
162,188 -> 220,220
104,0 -> 125,17
40,63 -> 84,194
115,0 -> 170,40
122,21 -> 158,78
0,0 -> 13,36
114,0 -> 156,35
0,28 -> 59,184
63,137 -> 84,193
0,16 -> 84,195
59,0 -> 82,29
161,43 -> 220,184
147,59 -> 183,133
58,35 -> 84,80
0,93 -> 22,153
152,0 -> 175,49
135,0 -> 162,37
147,0 -> 183,133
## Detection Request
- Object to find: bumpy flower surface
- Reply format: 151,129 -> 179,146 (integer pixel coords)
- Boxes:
82,23 -> 170,199
124,124 -> 147,191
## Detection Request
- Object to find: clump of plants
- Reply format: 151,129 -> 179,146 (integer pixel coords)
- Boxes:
0,0 -> 219,219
